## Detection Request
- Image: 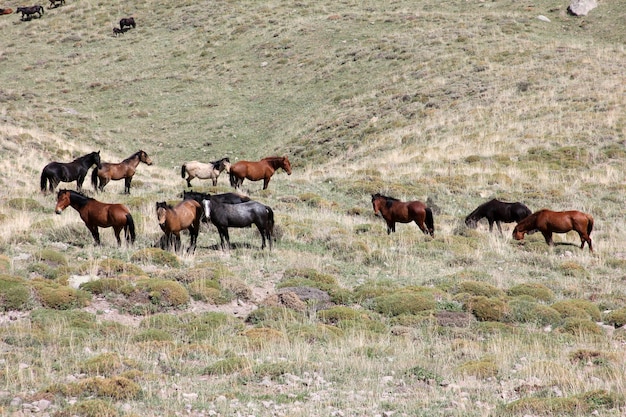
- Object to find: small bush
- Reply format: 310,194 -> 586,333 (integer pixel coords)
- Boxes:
7,198 -> 44,212
53,399 -> 119,417
243,327 -> 286,348
559,317 -> 604,337
32,278 -> 91,310
370,290 -> 436,316
80,278 -> 129,295
203,356 -> 251,376
135,279 -> 190,308
454,281 -> 504,298
507,283 -> 554,302
466,296 -> 507,322
551,299 -> 601,321
507,298 -> 561,325
35,249 -> 68,267
0,275 -> 32,311
503,397 -> 586,415
245,306 -> 305,325
318,306 -> 365,324
79,353 -> 125,376
603,307 -> 626,328
130,248 -> 180,267
132,329 -> 174,343
457,358 -> 498,379
405,365 -> 443,384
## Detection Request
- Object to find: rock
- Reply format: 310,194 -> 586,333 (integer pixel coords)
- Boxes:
567,0 -> 597,16
537,15 -> 551,22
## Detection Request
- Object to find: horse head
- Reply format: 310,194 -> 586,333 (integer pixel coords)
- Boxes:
201,199 -> 211,220
155,201 -> 168,225
93,151 -> 102,169
512,225 -> 525,241
139,150 -> 153,165
464,215 -> 478,228
282,156 -> 292,175
55,190 -> 71,214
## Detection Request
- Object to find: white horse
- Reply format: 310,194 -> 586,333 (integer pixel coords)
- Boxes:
181,157 -> 231,187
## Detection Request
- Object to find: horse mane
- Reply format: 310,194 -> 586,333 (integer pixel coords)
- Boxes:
75,151 -> 99,162
60,189 -> 92,208
466,199 -> 498,220
156,201 -> 173,210
373,193 -> 399,202
124,150 -> 144,162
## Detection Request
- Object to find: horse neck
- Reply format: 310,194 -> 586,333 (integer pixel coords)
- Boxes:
516,213 -> 537,231
264,157 -> 283,170
124,153 -> 141,168
68,192 -> 91,210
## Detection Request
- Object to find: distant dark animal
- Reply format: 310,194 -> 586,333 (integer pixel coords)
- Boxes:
465,199 -> 532,234
55,189 -> 135,246
183,190 -> 251,222
48,0 -> 64,8
371,193 -> 434,237
229,156 -> 292,190
113,27 -> 125,36
156,199 -> 202,253
202,198 -> 274,250
181,157 -> 231,187
119,17 -> 135,30
40,151 -> 101,193
0,8 -> 13,14
16,5 -> 43,19
513,209 -> 594,252
91,150 -> 153,194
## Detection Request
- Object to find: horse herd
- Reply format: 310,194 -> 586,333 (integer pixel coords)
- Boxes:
41,151 -> 290,252
40,150 -> 593,253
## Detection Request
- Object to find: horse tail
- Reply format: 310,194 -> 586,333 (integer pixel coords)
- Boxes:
229,171 -> 236,188
126,213 -> 136,244
40,169 -> 48,192
266,206 -> 275,236
425,207 -> 435,237
181,164 -> 186,178
586,214 -> 594,235
91,167 -> 100,190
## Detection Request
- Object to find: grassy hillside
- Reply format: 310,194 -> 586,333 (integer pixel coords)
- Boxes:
0,0 -> 625,416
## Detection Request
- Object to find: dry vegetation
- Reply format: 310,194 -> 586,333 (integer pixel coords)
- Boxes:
0,0 -> 625,416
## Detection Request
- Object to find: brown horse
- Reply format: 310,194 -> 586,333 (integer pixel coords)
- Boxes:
371,193 -> 434,237
55,190 -> 135,246
156,200 -> 202,253
229,156 -> 291,190
0,8 -> 13,15
91,150 -> 153,193
512,209 -> 594,252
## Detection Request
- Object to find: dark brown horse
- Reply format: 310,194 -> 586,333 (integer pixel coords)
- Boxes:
119,17 -> 135,30
156,200 -> 202,253
48,0 -> 64,8
229,156 -> 292,190
55,190 -> 135,246
512,209 -> 594,252
16,5 -> 43,19
40,151 -> 101,194
465,199 -> 532,234
371,193 -> 434,237
91,150 -> 153,193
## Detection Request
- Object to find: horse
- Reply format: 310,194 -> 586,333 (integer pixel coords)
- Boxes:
0,8 -> 13,15
465,198 -> 532,234
16,5 -> 43,20
119,17 -> 135,30
54,190 -> 135,246
113,27 -> 126,36
202,198 -> 274,250
371,193 -> 434,237
156,200 -> 202,253
91,150 -> 153,194
48,0 -> 64,8
512,209 -> 594,252
181,157 -> 231,187
40,151 -> 101,194
183,190 -> 251,222
229,156 -> 292,190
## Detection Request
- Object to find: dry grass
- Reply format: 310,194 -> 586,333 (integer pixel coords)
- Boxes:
0,0 -> 625,416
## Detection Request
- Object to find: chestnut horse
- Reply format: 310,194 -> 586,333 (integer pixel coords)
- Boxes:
181,157 -> 230,187
371,193 -> 434,237
0,8 -> 13,15
229,156 -> 291,190
91,150 -> 153,193
54,190 -> 135,246
40,151 -> 101,194
512,209 -> 594,252
156,200 -> 202,253
465,198 -> 532,234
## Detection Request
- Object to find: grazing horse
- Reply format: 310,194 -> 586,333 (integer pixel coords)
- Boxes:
48,0 -> 64,8
202,198 -> 274,250
91,150 -> 153,193
0,8 -> 13,15
181,157 -> 231,187
512,209 -> 594,252
229,156 -> 292,190
16,5 -> 43,19
119,17 -> 135,30
54,190 -> 135,246
113,27 -> 125,36
371,193 -> 434,237
465,198 -> 532,234
40,151 -> 101,194
156,200 -> 202,253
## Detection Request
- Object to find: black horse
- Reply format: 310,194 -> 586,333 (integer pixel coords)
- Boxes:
202,198 -> 274,250
40,151 -> 101,194
119,17 -> 135,30
465,198 -> 532,233
183,190 -> 251,222
16,5 -> 44,20
48,0 -> 64,8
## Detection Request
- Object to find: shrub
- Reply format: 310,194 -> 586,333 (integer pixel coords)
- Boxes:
507,283 -> 554,302
370,290 -> 436,316
286,323 -> 344,342
79,353 -> 124,376
135,279 -> 190,308
318,306 -> 366,324
457,358 -> 498,379
130,248 -> 180,267
93,258 -> 146,278
603,307 -> 626,328
559,318 -> 604,337
77,376 -> 141,400
187,278 -> 233,304
405,365 -> 443,384
35,249 -> 68,267
7,197 -> 44,212
466,296 -> 507,322
503,397 -> 586,415
203,356 -> 251,376
551,299 -> 601,321
0,275 -> 32,311
559,261 -> 589,278
31,278 -> 91,309
132,329 -> 174,343
454,281 -> 504,298
507,298 -> 561,325
80,278 -> 130,295
243,327 -> 286,348
53,399 -> 119,417
245,306 -> 305,325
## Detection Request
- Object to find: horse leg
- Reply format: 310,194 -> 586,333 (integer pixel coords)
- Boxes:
187,227 -> 198,254
186,175 -> 193,188
89,226 -> 101,245
263,177 -> 270,190
415,220 -> 428,235
174,232 -> 181,252
496,221 -> 503,235
212,177 -> 218,186
577,231 -> 593,252
124,177 -> 132,194
541,231 -> 553,246
113,227 -> 122,246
